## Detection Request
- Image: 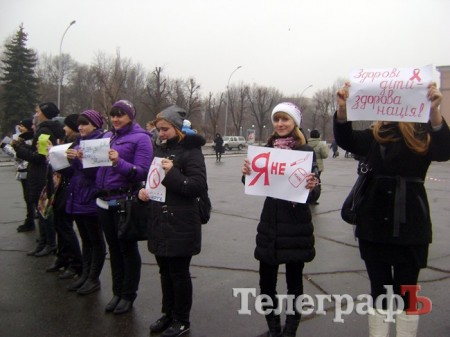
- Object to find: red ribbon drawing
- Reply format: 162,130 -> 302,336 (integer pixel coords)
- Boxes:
409,69 -> 421,82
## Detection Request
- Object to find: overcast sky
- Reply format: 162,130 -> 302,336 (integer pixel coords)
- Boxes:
1,0 -> 449,98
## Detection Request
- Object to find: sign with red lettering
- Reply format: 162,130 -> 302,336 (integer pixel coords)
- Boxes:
347,65 -> 432,123
244,146 -> 313,203
146,157 -> 166,202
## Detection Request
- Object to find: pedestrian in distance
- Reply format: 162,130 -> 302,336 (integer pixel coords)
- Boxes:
307,129 -> 328,205
95,100 -> 153,314
334,82 -> 450,337
213,133 -> 224,162
64,110 -> 107,295
241,102 -> 320,337
330,139 -> 339,158
138,105 -> 207,337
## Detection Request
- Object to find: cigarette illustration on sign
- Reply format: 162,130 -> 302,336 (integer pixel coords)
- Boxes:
146,157 -> 166,202
245,146 -> 313,204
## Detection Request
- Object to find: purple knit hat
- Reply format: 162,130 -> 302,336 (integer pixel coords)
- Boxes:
111,100 -> 136,120
80,109 -> 104,129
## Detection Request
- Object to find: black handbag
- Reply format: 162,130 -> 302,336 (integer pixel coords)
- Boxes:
117,197 -> 149,241
341,142 -> 376,225
197,190 -> 212,224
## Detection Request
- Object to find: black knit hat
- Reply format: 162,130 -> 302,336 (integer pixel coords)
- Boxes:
39,102 -> 60,119
64,114 -> 80,132
310,129 -> 320,138
19,118 -> 33,131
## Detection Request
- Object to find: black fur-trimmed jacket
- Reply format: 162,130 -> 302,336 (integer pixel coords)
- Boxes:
147,134 -> 207,257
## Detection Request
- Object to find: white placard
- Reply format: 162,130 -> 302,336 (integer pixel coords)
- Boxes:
48,143 -> 72,171
347,65 -> 432,123
244,146 -> 313,203
2,136 -> 12,144
146,157 -> 166,202
80,138 -> 112,168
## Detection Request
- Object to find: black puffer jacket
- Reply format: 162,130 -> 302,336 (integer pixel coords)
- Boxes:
254,144 -> 316,265
147,134 -> 207,257
14,120 -> 64,203
334,114 -> 450,245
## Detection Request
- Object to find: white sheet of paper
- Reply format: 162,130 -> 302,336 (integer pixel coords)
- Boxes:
244,146 -> 313,203
2,136 -> 12,144
80,138 -> 112,168
48,143 -> 73,171
347,65 -> 432,123
146,157 -> 166,202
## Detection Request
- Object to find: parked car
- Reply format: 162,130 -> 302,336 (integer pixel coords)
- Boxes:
222,136 -> 247,151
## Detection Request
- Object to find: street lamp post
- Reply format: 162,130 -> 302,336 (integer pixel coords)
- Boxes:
224,65 -> 242,136
57,20 -> 76,110
300,84 -> 313,97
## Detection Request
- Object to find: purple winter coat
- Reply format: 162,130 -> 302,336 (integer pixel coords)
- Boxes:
66,129 -> 104,216
96,123 -> 153,198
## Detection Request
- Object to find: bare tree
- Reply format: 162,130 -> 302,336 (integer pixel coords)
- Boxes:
143,66 -> 171,119
203,92 -> 224,140
92,50 -> 131,125
228,84 -> 250,136
246,85 -> 283,143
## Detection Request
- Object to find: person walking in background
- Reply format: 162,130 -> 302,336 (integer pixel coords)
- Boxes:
138,105 -> 207,337
96,100 -> 153,314
45,114 -> 83,280
12,102 -> 64,256
334,82 -> 450,337
241,102 -> 319,337
213,133 -> 224,162
64,110 -> 107,295
330,139 -> 339,158
1,118 -> 35,232
308,129 -> 328,178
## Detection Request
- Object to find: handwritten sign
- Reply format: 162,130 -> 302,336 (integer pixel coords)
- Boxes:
146,157 -> 166,202
80,138 -> 111,168
48,143 -> 72,171
347,65 -> 432,123
1,136 -> 12,145
244,146 -> 313,203
38,134 -> 50,155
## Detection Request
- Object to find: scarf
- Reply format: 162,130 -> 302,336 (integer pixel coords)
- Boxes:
273,137 -> 296,150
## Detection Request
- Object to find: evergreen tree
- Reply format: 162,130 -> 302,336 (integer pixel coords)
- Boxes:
0,24 -> 39,135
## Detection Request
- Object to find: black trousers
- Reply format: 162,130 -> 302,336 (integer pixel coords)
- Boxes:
73,214 -> 105,278
20,178 -> 35,224
98,207 -> 141,301
155,256 -> 193,323
53,209 -> 82,272
364,259 -> 420,310
259,261 -> 305,317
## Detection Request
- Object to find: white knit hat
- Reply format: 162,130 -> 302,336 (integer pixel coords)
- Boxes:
271,102 -> 302,127
183,119 -> 191,127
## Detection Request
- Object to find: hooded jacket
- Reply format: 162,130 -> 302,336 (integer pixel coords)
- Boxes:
96,123 -> 153,197
308,138 -> 329,172
147,133 -> 207,257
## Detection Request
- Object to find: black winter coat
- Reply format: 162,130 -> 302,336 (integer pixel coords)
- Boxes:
14,120 -> 64,204
334,115 -> 450,245
254,144 -> 316,265
147,134 -> 207,257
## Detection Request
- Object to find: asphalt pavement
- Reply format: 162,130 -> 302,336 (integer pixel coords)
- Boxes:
1,148 -> 450,337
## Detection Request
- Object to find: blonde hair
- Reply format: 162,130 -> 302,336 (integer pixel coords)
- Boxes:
155,117 -> 185,142
372,121 -> 430,154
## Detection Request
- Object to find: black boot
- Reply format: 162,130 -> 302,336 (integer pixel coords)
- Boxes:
67,248 -> 91,291
282,315 -> 301,337
266,313 -> 281,337
76,278 -> 101,295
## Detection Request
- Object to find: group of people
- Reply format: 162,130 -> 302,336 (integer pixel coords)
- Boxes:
5,100 -> 206,337
241,83 -> 450,337
2,81 -> 450,337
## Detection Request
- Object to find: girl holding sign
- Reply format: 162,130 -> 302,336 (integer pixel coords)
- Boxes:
334,82 -> 450,337
95,100 -> 153,314
138,105 -> 207,337
242,102 -> 320,337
